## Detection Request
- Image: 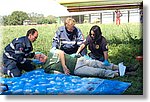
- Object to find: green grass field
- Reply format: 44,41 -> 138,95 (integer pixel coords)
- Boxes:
0,23 -> 143,95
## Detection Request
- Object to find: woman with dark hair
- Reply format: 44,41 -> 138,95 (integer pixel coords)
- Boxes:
76,25 -> 110,66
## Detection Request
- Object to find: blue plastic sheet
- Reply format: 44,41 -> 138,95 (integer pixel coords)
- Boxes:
0,69 -> 131,95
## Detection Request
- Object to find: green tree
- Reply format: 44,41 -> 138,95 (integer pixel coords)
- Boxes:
37,17 -> 50,24
46,15 -> 56,24
11,11 -> 29,25
3,15 -> 11,25
3,11 -> 29,25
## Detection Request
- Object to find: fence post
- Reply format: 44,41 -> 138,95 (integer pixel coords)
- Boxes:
100,13 -> 102,24
128,10 -> 130,23
89,14 -> 91,23
113,12 -> 115,23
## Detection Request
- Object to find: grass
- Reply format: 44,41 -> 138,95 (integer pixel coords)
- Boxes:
0,23 -> 143,95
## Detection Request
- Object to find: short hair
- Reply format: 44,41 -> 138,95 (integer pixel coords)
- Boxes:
26,28 -> 37,36
64,17 -> 76,26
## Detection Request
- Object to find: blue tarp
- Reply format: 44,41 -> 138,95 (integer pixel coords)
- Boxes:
0,69 -> 131,95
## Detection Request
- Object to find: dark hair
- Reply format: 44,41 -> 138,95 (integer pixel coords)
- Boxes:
89,25 -> 102,40
26,28 -> 37,36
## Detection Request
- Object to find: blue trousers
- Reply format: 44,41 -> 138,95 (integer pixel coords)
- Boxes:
2,54 -> 35,77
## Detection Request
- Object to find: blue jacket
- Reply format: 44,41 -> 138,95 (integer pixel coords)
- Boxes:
52,26 -> 84,54
3,36 -> 34,65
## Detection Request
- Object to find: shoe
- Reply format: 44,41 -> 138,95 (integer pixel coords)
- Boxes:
118,62 -> 126,76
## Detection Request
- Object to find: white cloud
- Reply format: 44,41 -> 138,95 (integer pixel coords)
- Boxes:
0,0 -> 69,17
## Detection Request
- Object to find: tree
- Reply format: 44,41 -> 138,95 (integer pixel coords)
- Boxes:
2,15 -> 12,26
46,15 -> 57,24
2,11 -> 57,25
3,11 -> 29,25
11,11 -> 29,25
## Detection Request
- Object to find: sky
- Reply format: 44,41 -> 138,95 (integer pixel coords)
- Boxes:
0,0 -> 69,17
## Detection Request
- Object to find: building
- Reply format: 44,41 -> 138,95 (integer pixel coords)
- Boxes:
56,0 -> 143,24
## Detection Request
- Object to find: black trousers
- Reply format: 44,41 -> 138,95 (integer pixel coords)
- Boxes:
3,55 -> 35,77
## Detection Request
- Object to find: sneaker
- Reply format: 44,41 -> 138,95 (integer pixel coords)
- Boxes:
118,62 -> 126,76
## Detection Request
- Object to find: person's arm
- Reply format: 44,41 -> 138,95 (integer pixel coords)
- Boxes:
56,50 -> 70,75
103,51 -> 109,60
76,43 -> 86,54
76,28 -> 84,45
25,52 -> 35,58
119,11 -> 123,17
103,51 -> 110,66
14,43 -> 28,64
76,35 -> 89,55
101,38 -> 110,66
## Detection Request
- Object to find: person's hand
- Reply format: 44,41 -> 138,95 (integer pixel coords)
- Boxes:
75,54 -> 81,58
103,60 -> 110,66
63,66 -> 70,75
32,59 -> 43,64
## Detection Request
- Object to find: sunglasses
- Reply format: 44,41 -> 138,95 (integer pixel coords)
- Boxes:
90,34 -> 95,36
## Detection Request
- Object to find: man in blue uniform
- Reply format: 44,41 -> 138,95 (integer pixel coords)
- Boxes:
2,28 -> 38,77
52,17 -> 87,55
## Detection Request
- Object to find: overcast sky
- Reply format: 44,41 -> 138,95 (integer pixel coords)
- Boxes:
0,0 -> 69,17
